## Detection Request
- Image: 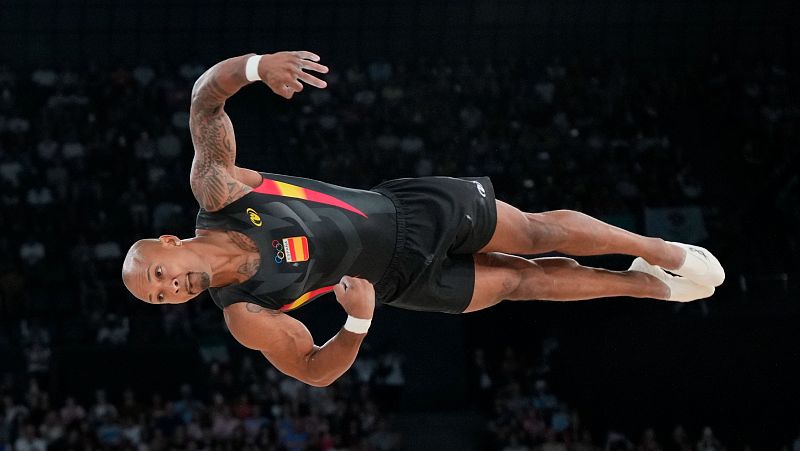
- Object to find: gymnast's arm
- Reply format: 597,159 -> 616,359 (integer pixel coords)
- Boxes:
223,277 -> 373,387
188,51 -> 329,210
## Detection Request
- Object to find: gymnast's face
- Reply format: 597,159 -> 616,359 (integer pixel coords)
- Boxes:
121,235 -> 211,304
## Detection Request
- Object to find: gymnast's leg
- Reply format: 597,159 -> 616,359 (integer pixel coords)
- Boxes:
463,253 -> 712,313
479,201 -> 724,287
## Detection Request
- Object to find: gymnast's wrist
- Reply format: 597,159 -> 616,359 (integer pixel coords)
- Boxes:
245,54 -> 263,82
343,315 -> 371,334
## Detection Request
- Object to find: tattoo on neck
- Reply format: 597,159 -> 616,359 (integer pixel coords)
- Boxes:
237,258 -> 260,277
226,231 -> 258,252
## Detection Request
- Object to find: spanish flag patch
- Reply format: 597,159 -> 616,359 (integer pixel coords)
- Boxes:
282,236 -> 310,262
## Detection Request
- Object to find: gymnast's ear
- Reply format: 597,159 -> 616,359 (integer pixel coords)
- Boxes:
158,235 -> 182,247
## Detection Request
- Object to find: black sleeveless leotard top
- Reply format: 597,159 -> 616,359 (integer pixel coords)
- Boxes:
195,173 -> 396,311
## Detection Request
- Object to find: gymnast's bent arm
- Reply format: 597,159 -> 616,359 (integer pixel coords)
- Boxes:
223,277 -> 374,387
188,51 -> 328,211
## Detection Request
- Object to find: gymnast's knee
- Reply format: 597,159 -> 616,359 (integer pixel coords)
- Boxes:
506,260 -> 550,301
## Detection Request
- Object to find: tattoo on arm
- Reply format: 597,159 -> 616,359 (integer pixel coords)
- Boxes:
189,103 -> 249,211
189,73 -> 250,212
191,75 -> 231,116
245,303 -> 268,313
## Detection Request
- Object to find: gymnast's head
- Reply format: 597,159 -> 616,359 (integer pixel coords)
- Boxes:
121,235 -> 212,304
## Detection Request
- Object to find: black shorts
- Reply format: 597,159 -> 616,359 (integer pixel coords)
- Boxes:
371,176 -> 497,314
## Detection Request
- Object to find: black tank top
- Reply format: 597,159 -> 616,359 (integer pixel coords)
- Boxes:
195,173 -> 397,311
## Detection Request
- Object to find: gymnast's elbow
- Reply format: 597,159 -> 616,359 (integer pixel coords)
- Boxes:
280,362 -> 339,388
304,376 -> 336,388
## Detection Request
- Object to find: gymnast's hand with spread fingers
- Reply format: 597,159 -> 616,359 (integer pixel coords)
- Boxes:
256,51 -> 329,99
333,276 -> 375,320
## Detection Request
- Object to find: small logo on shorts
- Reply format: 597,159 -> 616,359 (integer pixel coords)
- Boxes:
474,181 -> 486,198
246,208 -> 262,227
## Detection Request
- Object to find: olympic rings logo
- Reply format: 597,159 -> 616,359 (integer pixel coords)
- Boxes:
272,240 -> 285,263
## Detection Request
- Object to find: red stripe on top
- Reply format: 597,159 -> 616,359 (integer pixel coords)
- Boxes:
253,178 -> 368,218
253,179 -> 283,196
302,189 -> 367,218
279,285 -> 336,312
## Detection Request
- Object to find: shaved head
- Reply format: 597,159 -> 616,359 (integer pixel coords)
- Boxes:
121,239 -> 159,299
122,236 -> 211,304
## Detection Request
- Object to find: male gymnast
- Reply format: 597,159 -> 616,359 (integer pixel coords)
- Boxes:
122,51 -> 724,387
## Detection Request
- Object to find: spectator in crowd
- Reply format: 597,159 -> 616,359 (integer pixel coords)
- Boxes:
666,425 -> 692,451
89,389 -> 118,426
696,426 -> 723,451
13,423 -> 46,451
59,396 -> 86,425
638,427 -> 662,451
95,314 -> 130,345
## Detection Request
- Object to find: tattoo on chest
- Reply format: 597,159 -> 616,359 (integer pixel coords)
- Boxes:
226,231 -> 258,252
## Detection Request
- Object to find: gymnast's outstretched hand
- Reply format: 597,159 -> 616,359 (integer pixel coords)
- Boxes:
257,51 -> 329,99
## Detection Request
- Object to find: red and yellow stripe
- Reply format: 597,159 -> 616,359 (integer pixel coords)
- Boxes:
254,178 -> 367,218
279,285 -> 336,312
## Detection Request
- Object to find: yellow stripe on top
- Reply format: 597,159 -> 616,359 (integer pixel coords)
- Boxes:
253,178 -> 368,218
275,180 -> 307,199
279,285 -> 336,311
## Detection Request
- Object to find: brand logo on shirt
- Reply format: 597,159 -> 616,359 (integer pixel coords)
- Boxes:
473,181 -> 486,198
246,208 -> 262,227
282,236 -> 310,262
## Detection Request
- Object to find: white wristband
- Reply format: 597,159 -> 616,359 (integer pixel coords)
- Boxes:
245,54 -> 262,82
343,315 -> 371,334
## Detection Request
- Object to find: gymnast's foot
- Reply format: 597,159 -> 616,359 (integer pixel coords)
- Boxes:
663,242 -> 725,287
629,257 -> 715,302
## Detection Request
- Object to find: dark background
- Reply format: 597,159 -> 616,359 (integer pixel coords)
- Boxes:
1,0 -> 799,449
1,0 -> 798,65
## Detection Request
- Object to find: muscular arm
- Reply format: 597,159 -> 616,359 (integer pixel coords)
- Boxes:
189,54 -> 253,212
223,276 -> 373,387
188,51 -> 328,211
223,303 -> 366,387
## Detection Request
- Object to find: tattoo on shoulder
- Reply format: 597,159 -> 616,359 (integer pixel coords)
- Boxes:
226,231 -> 258,252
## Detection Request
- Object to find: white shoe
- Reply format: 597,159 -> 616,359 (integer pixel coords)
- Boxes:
666,242 -> 725,287
629,257 -> 715,302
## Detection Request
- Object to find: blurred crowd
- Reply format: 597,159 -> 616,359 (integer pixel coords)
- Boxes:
473,339 -> 726,451
472,342 -> 800,451
1,344 -> 402,450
